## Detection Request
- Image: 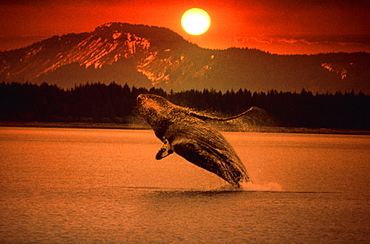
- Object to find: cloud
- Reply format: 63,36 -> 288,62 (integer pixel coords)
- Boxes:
0,0 -> 146,5
236,35 -> 370,46
234,35 -> 370,54
0,0 -> 57,5
0,35 -> 47,51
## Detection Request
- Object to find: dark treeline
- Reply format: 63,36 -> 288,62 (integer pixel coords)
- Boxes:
0,81 -> 369,129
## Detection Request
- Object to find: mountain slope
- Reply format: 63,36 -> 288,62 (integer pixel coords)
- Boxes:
1,22 -> 369,93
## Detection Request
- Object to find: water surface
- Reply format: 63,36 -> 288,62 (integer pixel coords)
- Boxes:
1,128 -> 369,243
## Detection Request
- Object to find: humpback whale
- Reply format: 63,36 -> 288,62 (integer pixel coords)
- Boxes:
137,94 -> 260,188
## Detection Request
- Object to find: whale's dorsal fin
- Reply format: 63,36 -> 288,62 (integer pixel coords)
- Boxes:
155,139 -> 173,160
189,106 -> 262,121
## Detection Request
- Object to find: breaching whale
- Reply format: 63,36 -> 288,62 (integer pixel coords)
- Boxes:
137,94 -> 260,188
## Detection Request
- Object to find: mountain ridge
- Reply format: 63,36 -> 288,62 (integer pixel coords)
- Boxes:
1,22 -> 369,94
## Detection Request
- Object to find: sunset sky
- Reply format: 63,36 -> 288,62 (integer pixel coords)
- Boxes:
0,0 -> 369,54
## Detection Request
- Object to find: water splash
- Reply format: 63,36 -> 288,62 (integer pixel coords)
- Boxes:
240,181 -> 283,192
211,181 -> 283,192
208,108 -> 276,132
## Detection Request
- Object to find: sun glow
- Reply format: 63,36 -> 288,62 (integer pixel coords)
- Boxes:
181,8 -> 211,35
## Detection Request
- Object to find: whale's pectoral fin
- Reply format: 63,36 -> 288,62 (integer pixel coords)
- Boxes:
155,139 -> 173,160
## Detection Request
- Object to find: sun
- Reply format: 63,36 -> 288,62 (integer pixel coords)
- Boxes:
181,8 -> 211,35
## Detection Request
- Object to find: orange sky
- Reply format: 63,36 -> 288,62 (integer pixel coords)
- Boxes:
0,0 -> 369,54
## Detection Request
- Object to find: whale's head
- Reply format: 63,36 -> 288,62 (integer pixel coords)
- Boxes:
137,94 -> 179,136
137,94 -> 170,118
137,94 -> 210,139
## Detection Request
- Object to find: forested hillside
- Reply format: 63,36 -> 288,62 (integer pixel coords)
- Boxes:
0,82 -> 369,129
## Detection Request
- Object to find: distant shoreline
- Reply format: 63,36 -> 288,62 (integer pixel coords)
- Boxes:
1,121 -> 369,135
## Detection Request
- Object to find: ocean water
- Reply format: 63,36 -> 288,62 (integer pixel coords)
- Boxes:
0,127 -> 369,243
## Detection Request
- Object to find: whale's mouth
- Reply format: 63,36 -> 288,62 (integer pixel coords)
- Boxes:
137,94 -> 152,111
136,94 -> 147,106
137,94 -> 145,102
136,95 -> 145,113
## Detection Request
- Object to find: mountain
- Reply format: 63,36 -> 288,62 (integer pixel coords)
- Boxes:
1,22 -> 369,94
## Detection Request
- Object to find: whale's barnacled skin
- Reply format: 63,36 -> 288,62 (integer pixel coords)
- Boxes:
137,94 -> 253,188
